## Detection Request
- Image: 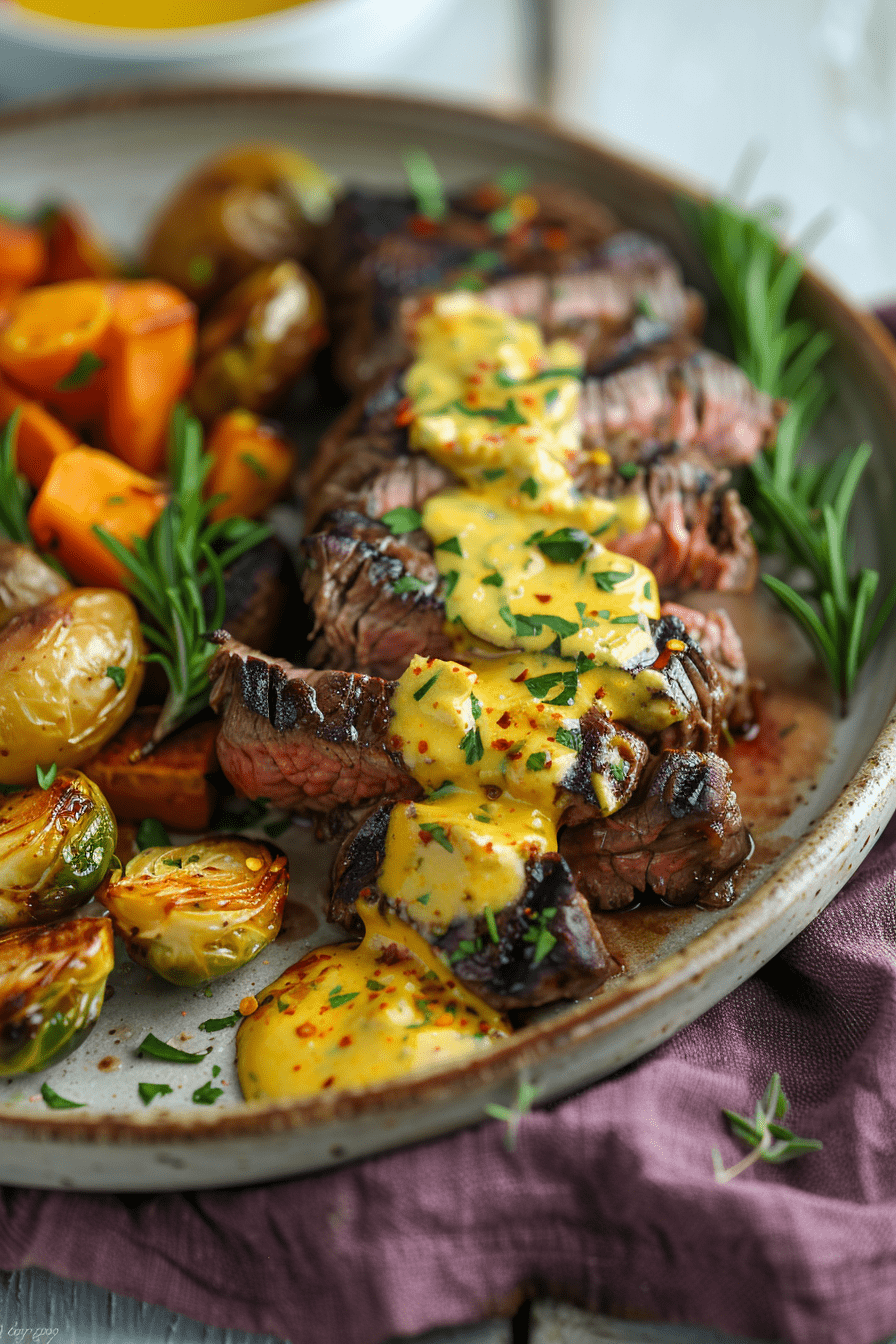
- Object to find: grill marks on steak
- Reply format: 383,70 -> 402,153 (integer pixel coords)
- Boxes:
560,748 -> 750,910
330,803 -> 614,1008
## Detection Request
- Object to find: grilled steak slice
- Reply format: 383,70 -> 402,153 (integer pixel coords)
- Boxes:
208,635 -> 418,816
660,601 -> 756,735
580,348 -> 782,468
330,803 -> 614,1008
300,509 -> 454,679
560,748 -> 750,910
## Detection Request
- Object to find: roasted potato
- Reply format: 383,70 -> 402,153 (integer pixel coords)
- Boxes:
0,770 -> 117,929
190,261 -> 326,421
0,588 -> 144,785
0,917 -> 114,1075
100,836 -> 288,986
0,542 -> 70,633
143,143 -> 338,305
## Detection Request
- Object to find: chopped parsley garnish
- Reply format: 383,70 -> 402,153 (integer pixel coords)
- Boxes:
539,614 -> 579,638
413,672 -> 440,701
611,613 -> 643,625
474,813 -> 491,823
382,506 -> 423,534
402,146 -> 447,221
535,527 -> 591,563
482,467 -> 506,481
524,668 -> 579,704
192,1080 -> 224,1105
484,906 -> 500,944
162,857 -> 182,868
470,693 -> 482,720
138,1082 -> 173,1106
277,999 -> 289,1012
199,1011 -> 241,1032
526,752 -> 548,771
523,907 -> 558,965
426,780 -> 456,802
328,987 -> 359,1009
460,724 -> 484,765
449,936 -> 484,963
593,569 -> 632,592
40,1083 -> 83,1109
137,818 -> 172,849
643,581 -> 652,600
137,1033 -> 209,1063
443,570 -> 460,598
367,979 -> 386,991
417,892 -> 431,906
519,476 -> 539,499
56,350 -> 104,391
106,665 -> 126,689
450,398 -> 528,427
392,574 -> 427,595
617,461 -> 639,481
481,571 -> 504,586
609,760 -> 629,782
436,535 -> 463,555
239,452 -> 268,480
420,822 -> 453,852
35,763 -> 57,790
556,726 -> 582,751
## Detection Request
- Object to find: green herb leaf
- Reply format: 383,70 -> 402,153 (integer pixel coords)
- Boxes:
484,1075 -> 540,1151
138,1082 -> 173,1105
137,818 -> 172,850
482,467 -> 506,481
616,461 -> 639,481
367,979 -> 386,991
328,989 -> 359,1009
481,571 -> 504,586
526,752 -> 548,771
519,476 -> 539,499
420,822 -> 453,852
713,1071 -> 822,1183
0,411 -> 33,547
413,672 -> 440,701
426,780 -> 456,802
192,1080 -> 224,1105
460,725 -> 484,765
35,763 -> 57,790
137,1033 -> 209,1064
56,350 -> 104,390
40,1083 -> 84,1110
536,527 -> 591,563
402,147 -> 448,221
592,570 -> 632,591
442,570 -> 460,598
392,574 -> 427,594
436,535 -> 463,554
162,857 -> 182,868
105,665 -> 126,689
199,1012 -> 241,1032
609,760 -> 628,782
484,906 -> 500,944
555,726 -> 582,751
416,892 -> 431,906
382,506 -> 423,534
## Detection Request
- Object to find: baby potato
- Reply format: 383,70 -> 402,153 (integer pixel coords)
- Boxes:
0,542 -> 70,632
0,770 -> 116,929
143,142 -> 338,305
190,261 -> 326,421
100,836 -> 288,986
0,588 -> 144,785
0,917 -> 114,1076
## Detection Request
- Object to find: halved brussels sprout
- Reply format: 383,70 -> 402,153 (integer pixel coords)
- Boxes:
143,143 -> 338,305
0,543 -> 70,633
0,587 -> 144,785
100,836 -> 288,986
0,770 -> 117,929
190,261 -> 326,421
0,917 -> 114,1076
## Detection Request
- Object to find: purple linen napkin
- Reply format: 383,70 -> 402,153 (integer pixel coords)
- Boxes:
1,814 -> 896,1344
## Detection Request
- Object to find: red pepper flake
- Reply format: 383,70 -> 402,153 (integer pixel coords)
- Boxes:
389,734 -> 403,751
497,711 -> 511,728
339,1036 -> 352,1048
359,887 -> 372,898
512,668 -> 529,683
595,687 -> 605,699
420,830 -> 433,846
508,751 -> 523,761
534,593 -> 552,603
296,1023 -> 316,1038
418,740 -> 428,754
394,397 -> 414,426
493,738 -> 510,750
322,1076 -> 335,1089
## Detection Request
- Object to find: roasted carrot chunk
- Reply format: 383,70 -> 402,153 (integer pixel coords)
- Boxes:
0,373 -> 78,487
102,280 -> 196,475
28,447 -> 166,588
41,204 -> 118,283
0,280 -> 112,423
205,410 -> 294,521
81,709 -> 220,830
0,218 -> 47,290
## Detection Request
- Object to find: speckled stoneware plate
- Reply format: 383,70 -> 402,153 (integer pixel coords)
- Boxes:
1,86 -> 896,1192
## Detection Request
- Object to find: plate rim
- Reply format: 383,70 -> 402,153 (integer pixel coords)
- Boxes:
1,81 -> 895,1148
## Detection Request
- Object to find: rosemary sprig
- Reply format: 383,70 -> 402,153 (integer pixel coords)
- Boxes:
96,406 -> 269,751
402,147 -> 448,222
684,195 -> 896,707
0,411 -> 33,545
712,1072 -> 822,1184
484,1075 -> 540,1151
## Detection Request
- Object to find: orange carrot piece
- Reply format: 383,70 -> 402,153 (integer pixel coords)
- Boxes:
0,280 -> 112,424
41,204 -> 118,283
0,373 -> 79,487
0,218 -> 47,289
205,410 -> 294,521
28,446 -> 166,588
102,280 -> 196,475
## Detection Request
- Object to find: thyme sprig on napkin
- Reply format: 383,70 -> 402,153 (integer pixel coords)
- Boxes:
712,1072 -> 823,1184
484,1076 -> 540,1151
96,406 -> 269,751
683,195 -> 896,708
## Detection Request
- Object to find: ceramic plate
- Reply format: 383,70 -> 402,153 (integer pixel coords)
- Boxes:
1,86 -> 895,1192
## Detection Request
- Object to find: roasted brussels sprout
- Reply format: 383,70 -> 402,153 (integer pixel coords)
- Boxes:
0,917 -> 114,1076
143,143 -> 338,305
0,542 -> 70,633
100,836 -> 288,986
190,261 -> 326,421
0,770 -> 117,929
0,588 -> 144,786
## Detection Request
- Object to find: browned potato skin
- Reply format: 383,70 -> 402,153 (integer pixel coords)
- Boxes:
0,542 -> 70,632
143,143 -> 337,306
190,261 -> 327,422
0,588 -> 144,785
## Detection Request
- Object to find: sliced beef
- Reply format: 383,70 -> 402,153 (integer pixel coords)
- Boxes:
300,509 -> 455,679
559,748 -> 750,910
558,705 -> 650,826
330,803 -> 614,1008
201,535 -> 293,655
208,635 -> 417,816
660,601 -> 757,735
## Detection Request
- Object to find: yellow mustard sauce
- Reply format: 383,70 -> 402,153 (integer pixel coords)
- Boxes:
14,0 -> 301,29
238,292 -> 667,1098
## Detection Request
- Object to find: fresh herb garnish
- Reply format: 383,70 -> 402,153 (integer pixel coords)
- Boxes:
449,398 -> 528,427
413,672 -> 440,701
616,461 -> 639,481
367,979 -> 386,991
40,1083 -> 84,1110
526,752 -> 548,771
402,147 -> 448,221
96,406 -> 269,749
436,535 -> 463,555
35,763 -> 57,790
138,1082 -> 173,1105
105,665 -> 126,689
426,780 -> 456,802
611,613 -> 643,625
535,527 -> 591,564
0,411 -> 32,546
136,818 -> 171,850
484,906 -> 500,944
524,669 -> 578,705
382,506 -> 423,534
417,892 -> 431,906
712,1072 -> 823,1184
593,570 -> 631,592
609,760 -> 628,782
56,350 -> 104,391
328,986 -> 359,1010
470,693 -> 482,719
519,476 -> 539,499
136,1033 -> 209,1063
420,822 -> 453,852
392,574 -> 427,594
162,857 -> 182,868
685,193 -> 896,708
199,1011 -> 241,1032
523,907 -> 557,965
482,467 -> 506,481
555,726 -> 582,751
442,570 -> 460,598
460,725 -> 484,765
481,571 -> 504,586
484,1076 -> 540,1151
192,1080 -> 224,1105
